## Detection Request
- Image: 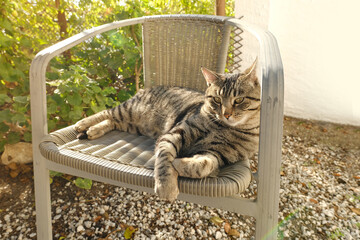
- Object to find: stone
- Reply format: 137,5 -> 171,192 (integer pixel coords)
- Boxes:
77,225 -> 85,232
1,142 -> 32,165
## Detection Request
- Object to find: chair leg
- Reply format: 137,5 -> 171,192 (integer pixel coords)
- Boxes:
33,155 -> 52,239
255,209 -> 278,240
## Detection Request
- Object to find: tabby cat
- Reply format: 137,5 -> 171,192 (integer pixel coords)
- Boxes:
74,59 -> 260,201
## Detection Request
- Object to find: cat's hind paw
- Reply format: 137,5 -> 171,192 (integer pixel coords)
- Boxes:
85,126 -> 106,140
74,119 -> 89,133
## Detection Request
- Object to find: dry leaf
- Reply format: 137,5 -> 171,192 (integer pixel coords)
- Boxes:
314,158 -> 321,164
7,162 -> 18,170
21,164 -> 32,173
333,205 -> 344,219
10,170 -> 20,178
85,229 -> 94,237
210,216 -> 224,226
228,229 -> 241,237
4,81 -> 18,89
62,205 -> 70,211
120,223 -> 128,230
94,216 -> 102,222
224,222 -> 231,233
351,208 -> 360,216
63,174 -> 73,181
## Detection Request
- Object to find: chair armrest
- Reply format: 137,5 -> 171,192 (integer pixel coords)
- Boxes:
29,17 -> 145,150
226,19 -> 284,205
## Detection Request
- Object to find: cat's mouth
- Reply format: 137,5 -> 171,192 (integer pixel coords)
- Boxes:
217,114 -> 248,127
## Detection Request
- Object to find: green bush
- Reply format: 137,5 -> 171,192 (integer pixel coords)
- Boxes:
0,0 -> 234,153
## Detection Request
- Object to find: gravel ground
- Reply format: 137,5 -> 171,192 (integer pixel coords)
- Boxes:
0,116 -> 359,239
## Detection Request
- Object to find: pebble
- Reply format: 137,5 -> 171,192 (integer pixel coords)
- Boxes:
215,231 -> 222,239
84,221 -> 92,228
77,225 -> 84,232
4,215 -> 10,222
1,133 -> 359,239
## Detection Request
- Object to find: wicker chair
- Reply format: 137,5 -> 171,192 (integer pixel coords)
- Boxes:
30,15 -> 283,239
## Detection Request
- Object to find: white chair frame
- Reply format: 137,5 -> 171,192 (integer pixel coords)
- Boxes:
30,15 -> 284,239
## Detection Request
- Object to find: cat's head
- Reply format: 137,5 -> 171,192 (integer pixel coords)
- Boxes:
201,59 -> 261,128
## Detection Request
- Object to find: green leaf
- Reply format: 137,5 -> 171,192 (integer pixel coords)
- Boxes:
59,104 -> 71,120
20,37 -> 32,48
90,100 -> 105,113
24,131 -> 32,142
210,216 -> 224,226
0,94 -> 11,105
82,94 -> 92,104
46,72 -> 59,80
13,95 -> 28,104
51,94 -> 63,105
67,92 -> 82,106
0,109 -> 12,122
47,103 -> 58,114
0,34 -> 15,48
0,19 -> 14,32
69,105 -> 83,121
103,87 -> 116,96
91,85 -> 102,93
0,122 -> 9,133
48,119 -> 57,132
95,94 -> 106,105
50,171 -> 63,178
0,140 -> 5,153
7,132 -> 21,144
74,177 -> 92,190
12,102 -> 28,114
124,226 -> 136,239
117,90 -> 132,102
11,113 -> 27,123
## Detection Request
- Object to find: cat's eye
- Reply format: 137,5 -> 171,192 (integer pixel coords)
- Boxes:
234,97 -> 244,104
213,97 -> 222,104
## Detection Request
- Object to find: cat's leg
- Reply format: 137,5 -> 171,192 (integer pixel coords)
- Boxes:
172,153 -> 219,178
154,128 -> 188,201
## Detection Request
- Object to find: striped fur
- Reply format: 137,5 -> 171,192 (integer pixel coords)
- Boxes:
74,61 -> 260,201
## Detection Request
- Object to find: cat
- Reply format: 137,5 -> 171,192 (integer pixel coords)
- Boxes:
74,59 -> 260,201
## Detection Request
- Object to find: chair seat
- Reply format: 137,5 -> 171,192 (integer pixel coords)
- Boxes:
39,125 -> 252,197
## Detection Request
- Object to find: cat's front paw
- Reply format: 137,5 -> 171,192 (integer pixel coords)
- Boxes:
154,168 -> 179,202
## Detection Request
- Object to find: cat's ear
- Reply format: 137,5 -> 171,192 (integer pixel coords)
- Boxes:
201,67 -> 220,86
239,57 -> 258,83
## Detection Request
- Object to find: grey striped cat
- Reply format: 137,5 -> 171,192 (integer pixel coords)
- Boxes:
74,59 -> 260,201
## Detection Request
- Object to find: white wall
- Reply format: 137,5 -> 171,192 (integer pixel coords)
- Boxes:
236,0 -> 360,126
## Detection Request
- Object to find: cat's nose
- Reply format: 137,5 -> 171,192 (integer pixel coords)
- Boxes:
224,113 -> 232,119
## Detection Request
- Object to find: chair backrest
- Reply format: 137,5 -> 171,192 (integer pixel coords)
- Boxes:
142,15 -> 233,91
